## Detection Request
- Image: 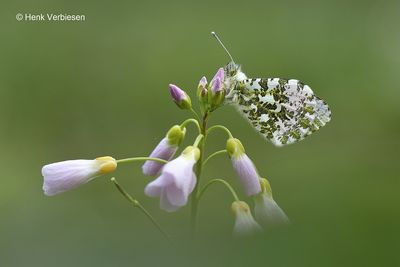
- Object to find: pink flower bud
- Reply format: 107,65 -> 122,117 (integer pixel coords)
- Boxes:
210,68 -> 225,94
169,84 -> 192,110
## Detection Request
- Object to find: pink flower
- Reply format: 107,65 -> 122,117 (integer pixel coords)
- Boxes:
142,125 -> 186,176
42,156 -> 117,196
232,201 -> 262,237
144,146 -> 200,212
226,138 -> 261,196
254,178 -> 289,226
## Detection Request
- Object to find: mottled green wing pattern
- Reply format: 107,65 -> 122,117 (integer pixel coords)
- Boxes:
232,78 -> 331,146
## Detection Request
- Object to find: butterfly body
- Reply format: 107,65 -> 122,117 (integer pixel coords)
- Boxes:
223,62 -> 331,146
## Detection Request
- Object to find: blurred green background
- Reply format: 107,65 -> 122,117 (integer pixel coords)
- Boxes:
1,0 -> 399,266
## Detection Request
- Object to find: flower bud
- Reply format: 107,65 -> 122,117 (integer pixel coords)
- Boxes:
169,84 -> 192,110
197,76 -> 209,113
209,68 -> 226,111
232,201 -> 262,237
227,138 -> 261,196
210,68 -> 225,91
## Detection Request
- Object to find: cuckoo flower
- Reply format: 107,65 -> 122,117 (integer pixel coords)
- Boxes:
42,156 -> 117,196
232,201 -> 262,237
145,146 -> 200,212
169,84 -> 192,110
226,138 -> 261,196
254,178 -> 289,226
142,125 -> 186,176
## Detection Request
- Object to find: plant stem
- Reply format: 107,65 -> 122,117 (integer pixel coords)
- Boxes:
190,111 -> 209,235
202,149 -> 227,167
206,124 -> 233,139
198,178 -> 240,202
180,118 -> 201,134
190,108 -> 201,121
116,157 -> 168,164
111,177 -> 171,242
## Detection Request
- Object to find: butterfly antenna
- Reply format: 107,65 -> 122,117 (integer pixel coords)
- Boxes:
211,31 -> 235,64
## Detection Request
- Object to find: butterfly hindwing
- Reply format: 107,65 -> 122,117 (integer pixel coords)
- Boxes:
232,78 -> 331,146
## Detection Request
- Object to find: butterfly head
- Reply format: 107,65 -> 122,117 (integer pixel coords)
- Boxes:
211,32 -> 247,97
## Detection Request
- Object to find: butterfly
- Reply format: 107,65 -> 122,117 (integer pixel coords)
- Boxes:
212,32 -> 331,147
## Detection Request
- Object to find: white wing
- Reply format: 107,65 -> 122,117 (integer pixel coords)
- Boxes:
230,78 -> 331,146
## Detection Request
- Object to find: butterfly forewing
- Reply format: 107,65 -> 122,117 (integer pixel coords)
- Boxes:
232,78 -> 331,146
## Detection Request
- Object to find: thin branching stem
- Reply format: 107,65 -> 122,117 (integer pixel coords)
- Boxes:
110,177 -> 171,242
198,178 -> 240,202
180,118 -> 201,134
206,125 -> 233,139
202,149 -> 227,167
116,157 -> 168,164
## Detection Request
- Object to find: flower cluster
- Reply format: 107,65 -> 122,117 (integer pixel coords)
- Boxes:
41,67 -> 289,238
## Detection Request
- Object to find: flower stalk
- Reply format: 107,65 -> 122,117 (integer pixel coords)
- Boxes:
198,178 -> 240,202
111,177 -> 171,242
190,111 -> 209,234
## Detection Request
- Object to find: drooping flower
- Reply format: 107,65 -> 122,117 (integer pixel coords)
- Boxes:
232,200 -> 262,237
144,146 -> 200,212
42,156 -> 117,196
142,125 -> 186,176
226,138 -> 261,196
254,178 -> 289,226
169,84 -> 192,110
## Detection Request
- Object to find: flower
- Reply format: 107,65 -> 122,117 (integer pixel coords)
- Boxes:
144,146 -> 200,212
42,156 -> 117,196
169,84 -> 192,110
254,178 -> 289,226
226,138 -> 261,196
232,201 -> 262,237
142,125 -> 186,176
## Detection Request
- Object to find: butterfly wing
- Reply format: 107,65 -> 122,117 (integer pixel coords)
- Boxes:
232,78 -> 331,146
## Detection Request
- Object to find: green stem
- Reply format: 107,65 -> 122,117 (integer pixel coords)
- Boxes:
193,134 -> 204,147
202,149 -> 227,167
190,111 -> 209,235
116,157 -> 168,164
111,177 -> 171,242
198,178 -> 240,202
180,118 -> 201,134
206,125 -> 233,139
190,108 -> 201,121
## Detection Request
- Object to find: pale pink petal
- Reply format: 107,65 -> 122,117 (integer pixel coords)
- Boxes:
144,150 -> 198,212
42,160 -> 98,196
160,190 -> 180,212
144,173 -> 173,197
232,155 -> 261,196
142,138 -> 178,176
